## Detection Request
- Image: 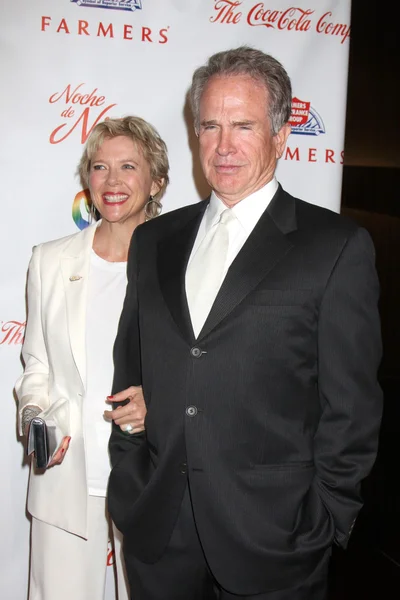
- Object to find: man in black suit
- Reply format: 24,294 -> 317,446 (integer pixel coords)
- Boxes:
108,46 -> 382,599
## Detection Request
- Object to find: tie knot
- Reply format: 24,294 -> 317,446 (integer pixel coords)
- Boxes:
219,208 -> 235,225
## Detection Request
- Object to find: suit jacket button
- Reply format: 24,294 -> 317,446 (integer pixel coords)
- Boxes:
190,347 -> 202,358
186,406 -> 198,417
180,462 -> 187,474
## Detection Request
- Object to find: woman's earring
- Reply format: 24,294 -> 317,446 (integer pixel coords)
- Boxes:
144,196 -> 162,220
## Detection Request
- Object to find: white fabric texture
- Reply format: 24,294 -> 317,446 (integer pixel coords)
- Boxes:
186,208 -> 237,337
84,250 -> 127,496
29,496 -> 129,600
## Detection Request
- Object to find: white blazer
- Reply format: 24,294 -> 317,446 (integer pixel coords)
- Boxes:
15,223 -> 101,539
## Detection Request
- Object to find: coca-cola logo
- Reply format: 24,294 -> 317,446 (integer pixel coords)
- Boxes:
48,83 -> 117,144
210,1 -> 350,44
107,540 -> 115,567
0,321 -> 26,345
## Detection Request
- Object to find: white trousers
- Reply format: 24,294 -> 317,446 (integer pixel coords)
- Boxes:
29,495 -> 129,600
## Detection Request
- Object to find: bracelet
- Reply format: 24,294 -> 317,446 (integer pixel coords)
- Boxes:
21,406 -> 42,434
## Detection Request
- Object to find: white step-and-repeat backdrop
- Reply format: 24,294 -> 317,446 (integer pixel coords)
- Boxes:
0,1 -> 350,598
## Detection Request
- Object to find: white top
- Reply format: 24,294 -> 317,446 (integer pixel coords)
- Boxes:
188,178 -> 279,280
84,250 -> 127,497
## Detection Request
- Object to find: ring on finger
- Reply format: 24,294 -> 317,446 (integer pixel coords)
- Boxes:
123,424 -> 134,433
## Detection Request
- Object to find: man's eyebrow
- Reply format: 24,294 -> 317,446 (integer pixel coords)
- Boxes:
232,120 -> 255,127
200,119 -> 218,127
199,119 -> 256,127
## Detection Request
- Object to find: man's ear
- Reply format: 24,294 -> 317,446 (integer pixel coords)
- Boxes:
274,123 -> 291,159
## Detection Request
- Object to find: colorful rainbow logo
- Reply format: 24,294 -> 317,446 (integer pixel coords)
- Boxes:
72,189 -> 91,230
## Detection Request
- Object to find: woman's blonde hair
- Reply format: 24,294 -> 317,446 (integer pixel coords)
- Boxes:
78,116 -> 169,217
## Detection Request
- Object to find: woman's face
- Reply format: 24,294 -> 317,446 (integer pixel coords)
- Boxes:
89,135 -> 160,226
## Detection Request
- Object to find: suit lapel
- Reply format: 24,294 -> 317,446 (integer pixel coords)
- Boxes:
157,187 -> 297,343
198,186 -> 297,340
157,202 -> 208,343
60,222 -> 98,389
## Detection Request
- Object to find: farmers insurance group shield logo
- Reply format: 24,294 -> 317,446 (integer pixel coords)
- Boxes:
71,0 -> 142,12
289,97 -> 326,136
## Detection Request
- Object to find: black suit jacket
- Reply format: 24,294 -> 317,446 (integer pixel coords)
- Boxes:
108,185 -> 382,595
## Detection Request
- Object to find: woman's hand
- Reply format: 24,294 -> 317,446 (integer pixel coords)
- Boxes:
47,436 -> 71,467
104,386 -> 146,434
24,424 -> 71,468
24,412 -> 71,468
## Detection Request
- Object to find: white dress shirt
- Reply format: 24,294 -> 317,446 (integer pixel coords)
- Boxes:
185,178 -> 279,334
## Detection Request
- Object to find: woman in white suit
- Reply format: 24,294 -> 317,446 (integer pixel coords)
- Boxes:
15,116 -> 169,600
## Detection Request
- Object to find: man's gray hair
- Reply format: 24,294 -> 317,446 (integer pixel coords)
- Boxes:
189,46 -> 292,136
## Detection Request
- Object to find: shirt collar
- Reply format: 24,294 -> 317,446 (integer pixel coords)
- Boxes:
206,178 -> 278,235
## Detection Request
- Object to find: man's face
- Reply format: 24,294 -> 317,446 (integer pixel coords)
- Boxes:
198,74 -> 291,206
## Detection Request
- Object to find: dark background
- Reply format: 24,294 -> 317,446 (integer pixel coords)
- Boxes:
329,2 -> 400,597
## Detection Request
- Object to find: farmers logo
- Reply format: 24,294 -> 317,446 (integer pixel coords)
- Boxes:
71,0 -> 142,12
289,97 -> 325,136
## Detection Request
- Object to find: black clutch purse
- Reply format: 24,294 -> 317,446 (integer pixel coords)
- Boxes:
27,417 -> 64,469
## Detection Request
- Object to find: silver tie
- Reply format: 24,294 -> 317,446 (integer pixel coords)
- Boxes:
186,208 -> 236,337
